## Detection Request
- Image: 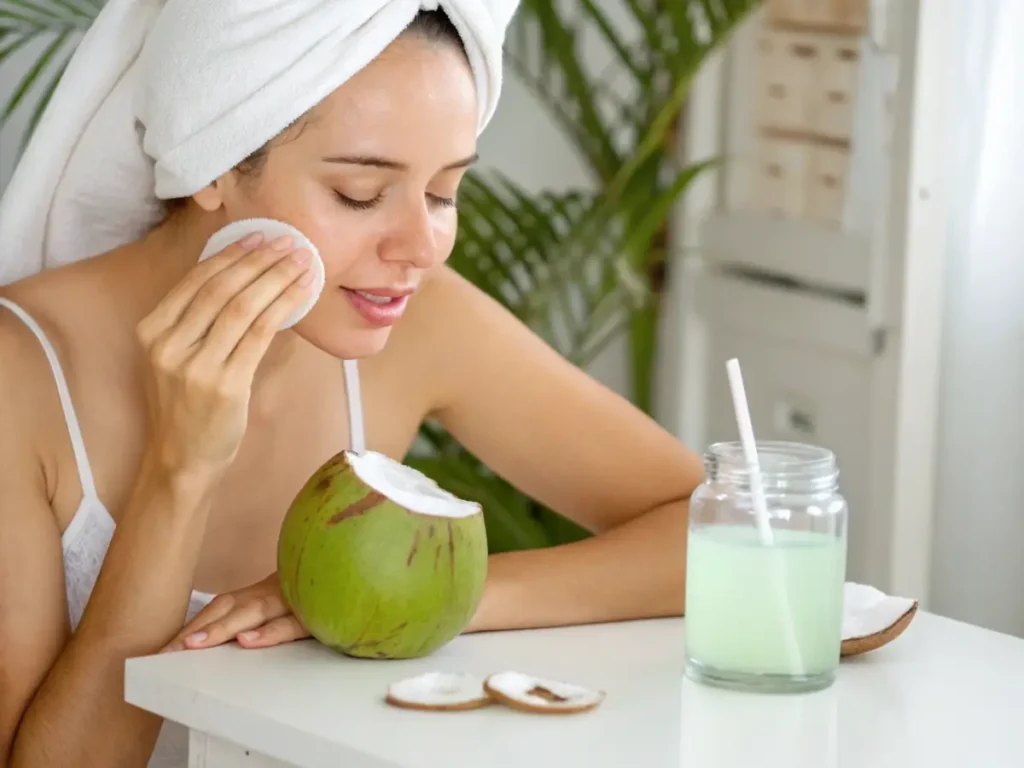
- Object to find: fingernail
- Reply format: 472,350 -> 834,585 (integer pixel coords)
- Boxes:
186,631 -> 207,645
271,235 -> 293,251
291,248 -> 311,265
239,232 -> 263,249
239,630 -> 259,642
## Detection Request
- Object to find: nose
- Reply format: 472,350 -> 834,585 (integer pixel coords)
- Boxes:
379,199 -> 442,270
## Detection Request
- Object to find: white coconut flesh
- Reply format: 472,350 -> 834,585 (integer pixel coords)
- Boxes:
842,582 -> 918,640
483,671 -> 605,714
385,672 -> 492,711
347,450 -> 480,518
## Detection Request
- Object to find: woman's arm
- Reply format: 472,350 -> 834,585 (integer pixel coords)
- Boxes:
1,451 -> 217,768
0,316 -> 224,768
1,233 -> 316,766
412,267 -> 705,632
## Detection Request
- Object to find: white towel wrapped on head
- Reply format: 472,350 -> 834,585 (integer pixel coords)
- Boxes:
0,0 -> 519,285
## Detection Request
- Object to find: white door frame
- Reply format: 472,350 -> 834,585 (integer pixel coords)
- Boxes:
879,0 -> 955,605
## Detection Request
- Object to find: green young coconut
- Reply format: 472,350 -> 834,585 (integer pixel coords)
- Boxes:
277,449 -> 487,659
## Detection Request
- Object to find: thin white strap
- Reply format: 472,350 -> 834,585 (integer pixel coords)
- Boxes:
0,297 -> 99,498
342,359 -> 365,454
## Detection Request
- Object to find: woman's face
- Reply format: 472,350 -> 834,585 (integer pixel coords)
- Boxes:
198,33 -> 479,359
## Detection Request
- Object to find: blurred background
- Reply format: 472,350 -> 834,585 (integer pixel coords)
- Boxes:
2,0 -> 1021,639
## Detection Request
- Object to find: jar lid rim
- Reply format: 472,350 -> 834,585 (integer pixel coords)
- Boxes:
705,440 -> 837,476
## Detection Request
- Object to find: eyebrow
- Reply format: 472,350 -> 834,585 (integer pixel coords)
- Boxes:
322,153 -> 479,171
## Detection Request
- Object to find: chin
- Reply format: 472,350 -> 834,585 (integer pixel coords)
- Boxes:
297,322 -> 393,360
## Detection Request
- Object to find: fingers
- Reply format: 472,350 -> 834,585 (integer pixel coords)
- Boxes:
159,575 -> 309,654
160,593 -> 237,653
223,273 -> 317,378
181,592 -> 292,650
137,233 -> 316,369
236,615 -> 309,649
191,248 -> 315,366
173,238 -> 311,353
137,232 -> 265,347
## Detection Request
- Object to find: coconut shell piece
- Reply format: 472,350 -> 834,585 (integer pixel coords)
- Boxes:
385,672 -> 493,711
841,582 -> 919,658
483,671 -> 605,715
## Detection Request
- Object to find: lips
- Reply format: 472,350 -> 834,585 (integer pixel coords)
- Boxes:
342,286 -> 414,327
353,290 -> 394,305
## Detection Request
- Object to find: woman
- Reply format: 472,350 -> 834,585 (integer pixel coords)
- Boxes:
0,3 -> 703,767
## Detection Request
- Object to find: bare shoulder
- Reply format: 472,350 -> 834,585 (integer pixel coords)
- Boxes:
0,283 -> 55,410
0,281 -> 71,504
0,257 -> 110,395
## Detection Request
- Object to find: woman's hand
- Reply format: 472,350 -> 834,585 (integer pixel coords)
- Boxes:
135,232 -> 315,481
161,573 -> 310,653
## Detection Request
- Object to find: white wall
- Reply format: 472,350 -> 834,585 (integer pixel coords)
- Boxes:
927,0 -> 1024,638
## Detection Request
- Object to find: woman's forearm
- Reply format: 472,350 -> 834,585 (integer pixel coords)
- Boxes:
467,499 -> 690,633
11,450 -> 218,768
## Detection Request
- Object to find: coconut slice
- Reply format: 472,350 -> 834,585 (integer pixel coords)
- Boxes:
347,450 -> 481,518
483,671 -> 605,715
385,672 -> 493,711
841,582 -> 919,657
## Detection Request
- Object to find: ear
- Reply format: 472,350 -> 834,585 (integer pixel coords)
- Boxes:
191,172 -> 237,212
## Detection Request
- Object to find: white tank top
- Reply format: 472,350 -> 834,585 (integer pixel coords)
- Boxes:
0,296 -> 365,768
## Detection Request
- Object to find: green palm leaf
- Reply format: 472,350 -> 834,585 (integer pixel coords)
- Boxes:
510,0 -> 759,180
0,0 -> 99,148
452,171 -> 647,360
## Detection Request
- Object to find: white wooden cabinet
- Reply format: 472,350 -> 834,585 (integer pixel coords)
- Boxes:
766,0 -> 870,31
672,0 -> 955,601
698,273 -> 877,581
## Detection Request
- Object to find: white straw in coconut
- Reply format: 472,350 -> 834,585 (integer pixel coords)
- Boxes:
343,359 -> 366,455
725,358 -> 773,545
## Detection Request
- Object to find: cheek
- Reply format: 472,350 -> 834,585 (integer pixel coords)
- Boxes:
230,179 -> 366,275
303,220 -> 372,282
433,213 -> 458,261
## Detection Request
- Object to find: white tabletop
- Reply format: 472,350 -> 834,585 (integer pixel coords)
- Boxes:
125,611 -> 1024,767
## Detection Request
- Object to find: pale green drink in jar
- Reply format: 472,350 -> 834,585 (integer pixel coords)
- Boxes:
685,525 -> 846,677
684,441 -> 848,693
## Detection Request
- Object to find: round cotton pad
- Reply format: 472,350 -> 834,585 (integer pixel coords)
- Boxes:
197,217 -> 326,330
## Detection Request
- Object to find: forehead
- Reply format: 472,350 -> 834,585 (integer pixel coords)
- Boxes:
301,35 -> 478,155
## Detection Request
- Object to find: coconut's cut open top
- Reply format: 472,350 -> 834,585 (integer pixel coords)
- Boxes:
385,672 -> 493,711
841,582 -> 919,657
346,450 -> 481,519
483,671 -> 605,715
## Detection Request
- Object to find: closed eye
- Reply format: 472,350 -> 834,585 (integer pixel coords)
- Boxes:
335,192 -> 380,211
335,191 -> 456,211
429,193 -> 456,209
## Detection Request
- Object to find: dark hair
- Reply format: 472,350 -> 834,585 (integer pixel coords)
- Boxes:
405,8 -> 467,54
162,9 -> 466,218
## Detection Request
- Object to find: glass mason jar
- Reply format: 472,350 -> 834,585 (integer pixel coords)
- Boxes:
684,440 -> 848,694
